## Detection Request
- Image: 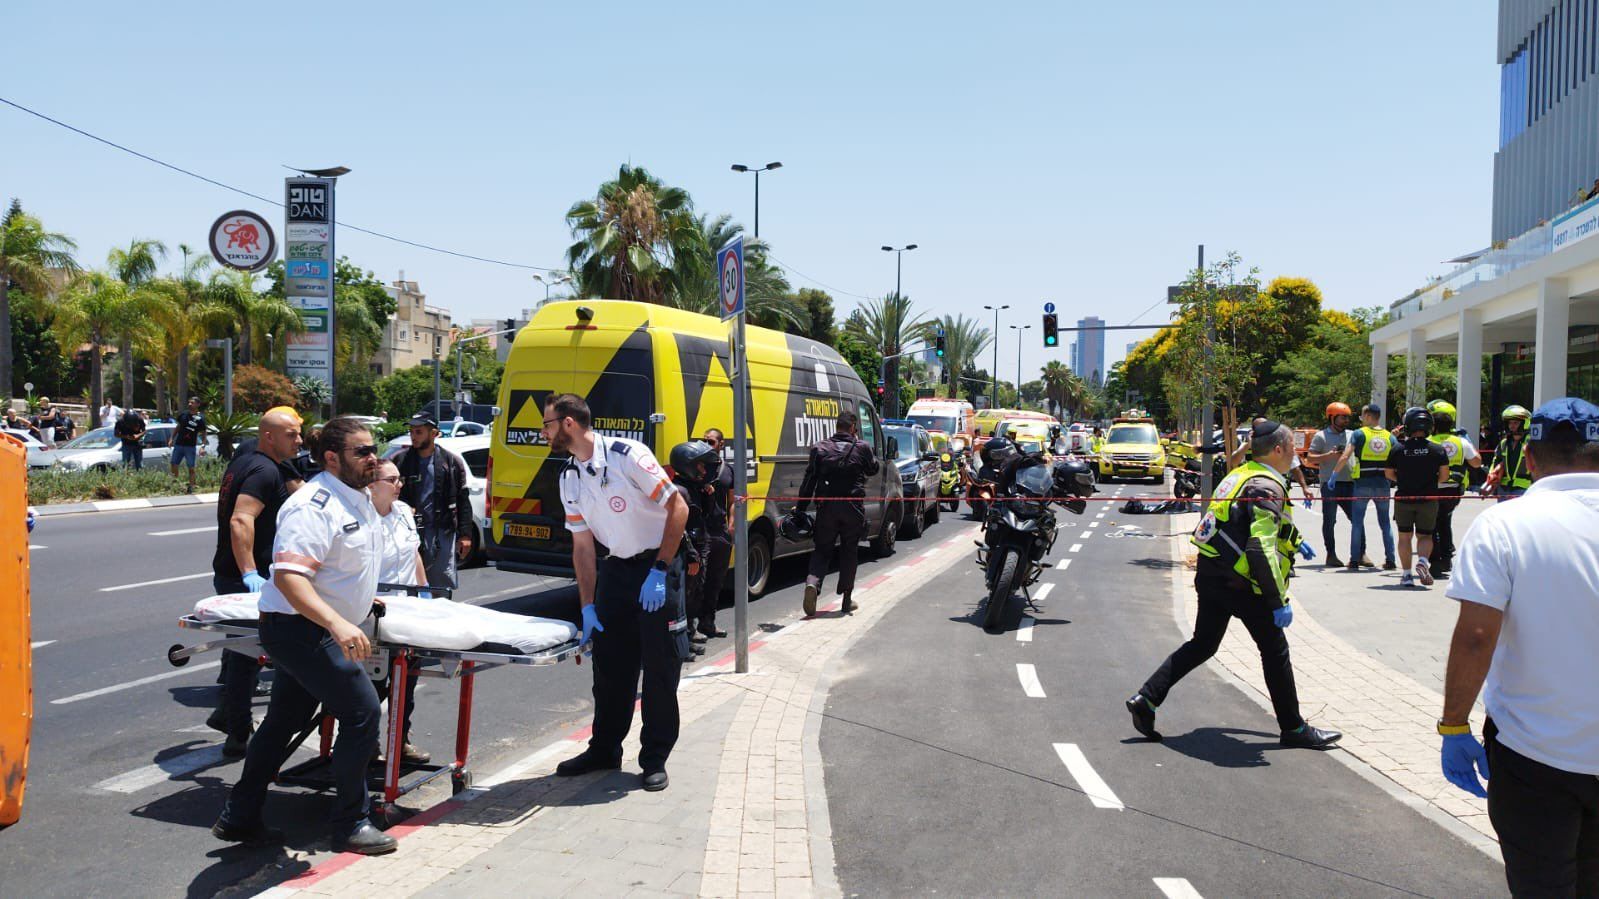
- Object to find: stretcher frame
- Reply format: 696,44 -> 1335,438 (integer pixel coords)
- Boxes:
168,605 -> 582,826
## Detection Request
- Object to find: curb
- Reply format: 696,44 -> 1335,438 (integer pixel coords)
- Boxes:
31,493 -> 219,517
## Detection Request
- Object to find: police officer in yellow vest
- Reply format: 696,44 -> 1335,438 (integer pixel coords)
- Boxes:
1486,405 -> 1534,502
1126,421 -> 1342,748
1426,400 -> 1484,578
1334,403 -> 1398,571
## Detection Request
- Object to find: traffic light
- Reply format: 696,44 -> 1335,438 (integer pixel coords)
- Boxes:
1043,313 -> 1059,347
503,318 -> 516,334
935,331 -> 946,357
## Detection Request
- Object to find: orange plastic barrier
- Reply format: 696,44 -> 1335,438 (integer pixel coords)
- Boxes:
0,433 -> 32,826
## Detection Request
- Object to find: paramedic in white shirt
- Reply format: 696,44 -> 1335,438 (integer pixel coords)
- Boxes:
371,458 -> 432,766
212,417 -> 398,857
1440,397 -> 1599,897
543,393 -> 691,794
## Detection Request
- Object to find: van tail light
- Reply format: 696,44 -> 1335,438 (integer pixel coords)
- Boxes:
486,453 -> 494,498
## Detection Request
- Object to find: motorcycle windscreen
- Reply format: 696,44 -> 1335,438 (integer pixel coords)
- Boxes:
1015,465 -> 1052,497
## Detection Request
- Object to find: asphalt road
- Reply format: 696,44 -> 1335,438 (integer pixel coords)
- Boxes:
2,501 -> 955,897
821,484 -> 1508,898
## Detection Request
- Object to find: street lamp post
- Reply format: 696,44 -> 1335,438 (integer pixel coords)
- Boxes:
730,162 -> 783,238
1009,324 -> 1032,404
880,244 -> 918,419
983,304 -> 1010,408
533,272 -> 572,304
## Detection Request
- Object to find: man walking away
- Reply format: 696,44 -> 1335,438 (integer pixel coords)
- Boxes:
1440,397 -> 1599,896
115,408 -> 146,470
1307,402 -> 1357,566
697,428 -> 734,640
1426,400 -> 1483,579
794,410 -> 879,617
1126,421 -> 1340,749
1334,403 -> 1397,571
392,414 -> 473,591
1390,407 -> 1451,588
207,409 -> 303,756
170,396 -> 207,493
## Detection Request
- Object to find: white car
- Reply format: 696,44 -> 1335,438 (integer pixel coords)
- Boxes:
383,419 -> 489,453
3,428 -> 49,464
382,434 -> 490,567
28,424 -> 218,471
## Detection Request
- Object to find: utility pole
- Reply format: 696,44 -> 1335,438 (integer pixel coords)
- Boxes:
984,304 -> 1009,408
1198,244 -> 1216,502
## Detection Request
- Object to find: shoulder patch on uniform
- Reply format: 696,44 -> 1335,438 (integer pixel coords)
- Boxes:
610,440 -> 632,456
310,489 -> 330,508
342,521 -> 361,533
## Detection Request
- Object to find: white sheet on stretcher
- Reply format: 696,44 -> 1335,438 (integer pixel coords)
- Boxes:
192,594 -> 577,656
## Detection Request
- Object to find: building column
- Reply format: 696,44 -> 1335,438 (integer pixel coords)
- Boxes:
1456,309 -> 1483,440
1534,277 -> 1570,405
1371,341 -> 1389,421
1406,327 -> 1428,410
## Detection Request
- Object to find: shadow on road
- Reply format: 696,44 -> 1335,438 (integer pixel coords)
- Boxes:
1128,726 -> 1289,768
1127,556 -> 1183,572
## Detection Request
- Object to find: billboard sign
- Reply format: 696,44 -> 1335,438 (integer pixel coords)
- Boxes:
284,177 -> 336,398
208,210 -> 276,272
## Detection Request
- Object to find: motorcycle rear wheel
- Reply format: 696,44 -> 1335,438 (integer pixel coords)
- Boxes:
984,548 -> 1018,632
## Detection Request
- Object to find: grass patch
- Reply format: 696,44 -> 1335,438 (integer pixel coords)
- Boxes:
28,459 -> 229,506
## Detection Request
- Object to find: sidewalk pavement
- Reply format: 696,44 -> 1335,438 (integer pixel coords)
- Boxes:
1150,495 -> 1500,856
257,525 -> 982,899
31,491 -> 220,517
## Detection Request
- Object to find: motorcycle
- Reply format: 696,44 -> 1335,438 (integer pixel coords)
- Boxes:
974,457 -> 1093,632
1173,454 -> 1226,499
967,469 -> 997,520
938,451 -> 966,513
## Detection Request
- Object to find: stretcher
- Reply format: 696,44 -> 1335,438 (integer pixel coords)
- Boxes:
167,585 -> 583,826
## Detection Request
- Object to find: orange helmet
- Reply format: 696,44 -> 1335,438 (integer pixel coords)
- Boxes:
1326,402 -> 1353,419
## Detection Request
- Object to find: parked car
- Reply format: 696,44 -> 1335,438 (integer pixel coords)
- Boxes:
27,424 -> 217,471
2,429 -> 49,465
883,421 -> 942,539
384,419 -> 490,453
382,434 -> 489,567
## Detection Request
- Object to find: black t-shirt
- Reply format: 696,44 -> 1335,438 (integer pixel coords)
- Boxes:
703,463 -> 733,533
115,412 -> 146,449
174,410 -> 206,446
1393,438 -> 1448,498
213,450 -> 291,582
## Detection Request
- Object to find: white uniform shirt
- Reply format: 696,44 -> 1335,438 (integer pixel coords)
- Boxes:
261,471 -> 382,626
558,434 -> 674,558
1448,472 -> 1599,774
377,499 -> 422,593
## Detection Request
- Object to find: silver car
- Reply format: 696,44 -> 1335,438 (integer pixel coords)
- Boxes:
28,424 -> 217,471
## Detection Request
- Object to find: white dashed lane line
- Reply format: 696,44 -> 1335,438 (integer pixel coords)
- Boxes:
1053,743 -> 1124,809
99,572 -> 211,593
1055,558 -> 1072,570
1154,878 -> 1204,898
1034,583 -> 1054,601
30,640 -> 55,649
1079,530 -> 1092,539
51,661 -> 221,705
1017,617 -> 1035,642
1016,664 -> 1046,698
1088,521 -> 1100,528
148,526 -> 215,537
1068,543 -> 1083,553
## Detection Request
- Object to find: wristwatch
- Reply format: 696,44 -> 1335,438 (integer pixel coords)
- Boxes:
1436,719 -> 1472,736
652,560 -> 669,573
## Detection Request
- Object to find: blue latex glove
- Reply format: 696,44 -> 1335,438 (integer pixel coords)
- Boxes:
1273,604 -> 1294,628
418,589 -> 432,600
640,567 -> 667,612
242,570 -> 269,593
26,510 -> 35,533
580,604 -> 603,646
1441,733 -> 1490,798
1302,496 -> 1313,510
1326,471 -> 1338,489
1298,542 -> 1316,561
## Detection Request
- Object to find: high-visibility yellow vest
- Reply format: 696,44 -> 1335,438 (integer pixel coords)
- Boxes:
1430,434 -> 1469,487
1497,436 -> 1532,489
1350,426 -> 1394,479
1191,461 -> 1291,599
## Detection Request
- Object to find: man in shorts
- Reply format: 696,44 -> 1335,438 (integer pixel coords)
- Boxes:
1392,407 -> 1451,588
170,397 -> 207,492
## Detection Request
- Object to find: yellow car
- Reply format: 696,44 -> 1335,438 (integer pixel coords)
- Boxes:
1096,418 -> 1166,483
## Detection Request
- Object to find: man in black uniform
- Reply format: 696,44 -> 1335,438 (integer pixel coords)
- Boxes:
115,408 -> 146,470
670,440 -> 721,657
169,396 -> 208,493
392,413 -> 474,590
696,428 -> 733,640
795,410 -> 879,618
546,395 -> 692,792
206,409 -> 304,756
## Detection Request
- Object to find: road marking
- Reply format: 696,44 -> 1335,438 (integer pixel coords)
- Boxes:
95,740 -> 314,794
28,544 -> 46,550
1034,582 -> 1054,601
1016,663 -> 1046,698
1089,521 -> 1100,528
148,526 -> 215,536
1154,878 -> 1204,899
52,660 -> 221,704
919,548 -> 940,560
1096,511 -> 1106,518
30,640 -> 55,649
1017,617 -> 1035,642
1069,543 -> 1083,553
99,571 -> 211,593
1080,530 -> 1092,539
1056,558 -> 1072,570
1053,743 -> 1124,809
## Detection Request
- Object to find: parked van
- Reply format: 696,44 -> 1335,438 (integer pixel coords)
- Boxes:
973,407 -> 1053,439
488,301 -> 905,595
905,398 -> 976,450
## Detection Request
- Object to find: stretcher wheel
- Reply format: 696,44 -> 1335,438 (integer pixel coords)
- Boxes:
167,643 -> 190,667
451,770 -> 473,795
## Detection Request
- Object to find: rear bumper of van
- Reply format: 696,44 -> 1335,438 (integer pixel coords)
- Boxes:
488,544 -> 576,578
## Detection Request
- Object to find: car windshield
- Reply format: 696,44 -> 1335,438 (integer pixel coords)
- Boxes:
1108,424 -> 1157,444
886,428 -> 918,462
61,427 -> 119,450
909,414 -> 957,434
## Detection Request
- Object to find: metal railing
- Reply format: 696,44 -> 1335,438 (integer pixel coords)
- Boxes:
1391,222 -> 1554,321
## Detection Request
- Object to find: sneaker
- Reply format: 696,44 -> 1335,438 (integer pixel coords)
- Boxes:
802,584 -> 818,617
1359,556 -> 1375,568
1399,572 -> 1415,588
1415,558 -> 1434,587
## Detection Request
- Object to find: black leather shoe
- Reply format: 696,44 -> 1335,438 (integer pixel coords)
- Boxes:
223,731 -> 251,759
704,628 -> 728,639
212,817 -> 284,846
1324,555 -> 1344,568
556,751 -> 622,777
1281,725 -> 1342,749
1126,695 -> 1161,741
333,821 -> 397,855
841,595 -> 856,614
205,707 -> 228,734
690,631 -> 708,644
1382,559 -> 1397,571
641,770 -> 669,792
691,643 -> 706,655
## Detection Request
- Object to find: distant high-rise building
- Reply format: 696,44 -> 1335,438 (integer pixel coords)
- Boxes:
1072,316 -> 1105,386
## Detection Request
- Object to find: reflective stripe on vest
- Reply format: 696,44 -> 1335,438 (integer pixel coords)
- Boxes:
1191,461 -> 1287,588
1498,437 -> 1532,489
1430,434 -> 1468,486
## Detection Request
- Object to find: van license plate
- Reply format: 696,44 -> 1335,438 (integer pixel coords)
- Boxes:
506,523 -> 551,540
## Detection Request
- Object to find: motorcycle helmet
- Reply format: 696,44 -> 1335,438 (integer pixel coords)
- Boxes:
668,440 -> 722,486
1401,406 -> 1433,439
1503,404 -> 1532,435
1427,399 -> 1457,419
982,436 -> 1017,469
1052,459 -> 1094,514
779,508 -> 814,541
1325,401 -> 1352,421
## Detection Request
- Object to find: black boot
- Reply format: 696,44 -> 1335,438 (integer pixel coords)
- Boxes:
555,750 -> 622,777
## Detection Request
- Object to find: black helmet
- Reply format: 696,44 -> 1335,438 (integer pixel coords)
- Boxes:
779,508 -> 814,541
1401,406 -> 1433,438
668,440 -> 722,486
982,437 -> 1016,468
1052,459 -> 1094,514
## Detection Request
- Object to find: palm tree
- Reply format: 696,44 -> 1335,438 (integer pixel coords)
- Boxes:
171,244 -> 213,400
51,271 -> 128,422
565,165 -> 700,302
207,268 -> 304,368
846,293 -> 930,417
143,277 -> 231,414
668,214 -> 808,331
1041,360 -> 1072,419
107,238 -> 168,408
0,200 -> 78,401
927,314 -> 991,400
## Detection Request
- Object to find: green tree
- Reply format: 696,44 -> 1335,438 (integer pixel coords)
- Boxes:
168,244 -> 215,402
928,314 -> 991,403
665,213 -> 805,330
50,271 -> 128,420
566,164 -> 699,302
1,199 -> 78,400
845,293 -> 931,417
107,238 -> 168,408
374,364 -> 437,420
795,288 -> 837,345
143,277 -> 231,416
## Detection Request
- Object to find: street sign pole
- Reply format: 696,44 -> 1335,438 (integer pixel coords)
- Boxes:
718,238 -> 750,674
1198,244 -> 1215,502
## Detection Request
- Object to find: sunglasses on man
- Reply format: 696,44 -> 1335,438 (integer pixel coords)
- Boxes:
344,444 -> 378,458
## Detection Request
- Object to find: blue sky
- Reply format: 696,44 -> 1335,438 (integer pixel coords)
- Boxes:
2,1 -> 1497,384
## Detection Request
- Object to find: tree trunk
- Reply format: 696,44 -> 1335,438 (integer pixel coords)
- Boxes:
239,318 -> 253,366
153,369 -> 169,419
177,347 -> 190,405
0,279 -> 12,402
119,336 -> 134,408
89,329 -> 104,425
